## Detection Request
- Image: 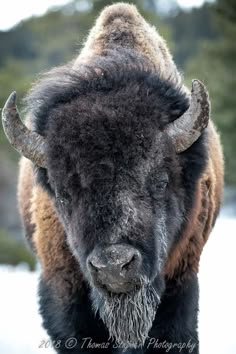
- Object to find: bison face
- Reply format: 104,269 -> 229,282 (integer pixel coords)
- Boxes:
46,113 -> 185,268
50,140 -> 178,289
44,112 -> 185,348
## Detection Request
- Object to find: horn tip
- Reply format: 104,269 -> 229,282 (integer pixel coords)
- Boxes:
192,79 -> 202,91
4,91 -> 17,110
191,79 -> 208,99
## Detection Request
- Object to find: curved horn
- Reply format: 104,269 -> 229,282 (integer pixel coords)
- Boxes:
165,79 -> 210,153
2,91 -> 47,168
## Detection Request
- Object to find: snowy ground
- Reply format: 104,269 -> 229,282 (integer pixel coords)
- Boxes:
0,215 -> 235,354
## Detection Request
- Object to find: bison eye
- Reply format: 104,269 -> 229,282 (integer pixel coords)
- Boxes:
55,188 -> 71,206
147,172 -> 168,198
58,198 -> 65,205
157,172 -> 168,188
158,178 -> 168,189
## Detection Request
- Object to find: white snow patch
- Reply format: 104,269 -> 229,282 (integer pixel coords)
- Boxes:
0,265 -> 54,354
198,216 -> 236,354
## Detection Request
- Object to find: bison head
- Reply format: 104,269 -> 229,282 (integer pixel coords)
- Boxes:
2,50 -> 209,348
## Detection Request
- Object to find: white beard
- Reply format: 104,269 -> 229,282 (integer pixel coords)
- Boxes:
91,279 -> 160,349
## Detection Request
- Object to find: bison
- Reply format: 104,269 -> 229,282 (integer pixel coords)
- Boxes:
2,3 -> 223,354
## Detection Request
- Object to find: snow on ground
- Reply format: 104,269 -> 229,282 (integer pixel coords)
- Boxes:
0,265 -> 54,354
0,216 -> 235,354
198,215 -> 236,354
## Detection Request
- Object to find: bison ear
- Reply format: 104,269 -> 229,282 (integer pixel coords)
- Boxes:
164,79 -> 210,153
2,91 -> 47,168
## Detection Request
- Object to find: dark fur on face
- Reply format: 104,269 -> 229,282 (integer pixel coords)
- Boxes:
25,47 -> 208,346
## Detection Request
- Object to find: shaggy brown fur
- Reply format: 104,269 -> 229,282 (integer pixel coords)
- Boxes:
18,3 -> 223,286
164,121 -> 224,280
17,158 -> 35,249
75,3 -> 182,86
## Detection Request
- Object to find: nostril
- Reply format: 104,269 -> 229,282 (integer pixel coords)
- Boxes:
87,259 -> 104,272
121,254 -> 137,272
88,259 -> 101,272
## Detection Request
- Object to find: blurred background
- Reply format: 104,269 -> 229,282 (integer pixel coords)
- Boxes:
0,0 -> 235,353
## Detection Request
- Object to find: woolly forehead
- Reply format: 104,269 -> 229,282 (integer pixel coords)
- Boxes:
27,49 -> 189,137
45,86 -> 183,183
27,49 -> 188,185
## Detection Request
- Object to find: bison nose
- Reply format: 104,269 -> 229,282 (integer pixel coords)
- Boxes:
87,244 -> 142,293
